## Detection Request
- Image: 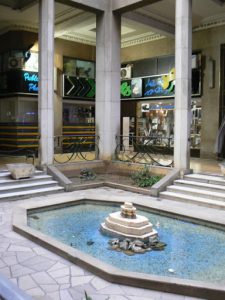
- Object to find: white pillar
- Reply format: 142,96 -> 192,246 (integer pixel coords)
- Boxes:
38,0 -> 55,166
96,10 -> 121,160
174,0 -> 192,170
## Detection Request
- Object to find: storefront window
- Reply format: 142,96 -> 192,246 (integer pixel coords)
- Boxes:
63,57 -> 95,78
63,102 -> 95,124
157,56 -> 175,74
138,102 -> 174,146
24,52 -> 38,72
137,100 -> 202,155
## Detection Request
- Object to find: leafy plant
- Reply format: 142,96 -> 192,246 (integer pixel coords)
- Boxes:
84,291 -> 93,300
131,166 -> 161,187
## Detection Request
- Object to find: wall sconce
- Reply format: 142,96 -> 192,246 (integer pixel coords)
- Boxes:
208,58 -> 215,89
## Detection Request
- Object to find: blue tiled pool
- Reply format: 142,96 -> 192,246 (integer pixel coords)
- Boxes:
28,203 -> 225,283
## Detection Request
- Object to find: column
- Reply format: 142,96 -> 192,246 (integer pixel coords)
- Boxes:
96,10 -> 121,160
174,0 -> 192,170
38,0 -> 55,166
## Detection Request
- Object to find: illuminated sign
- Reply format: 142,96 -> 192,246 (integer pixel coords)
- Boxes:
0,69 -> 201,99
120,80 -> 132,98
143,76 -> 175,98
23,72 -> 39,93
131,78 -> 142,98
0,70 -> 39,94
63,75 -> 95,99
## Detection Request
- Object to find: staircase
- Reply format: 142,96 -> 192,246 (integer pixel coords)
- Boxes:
0,169 -> 64,201
160,173 -> 225,210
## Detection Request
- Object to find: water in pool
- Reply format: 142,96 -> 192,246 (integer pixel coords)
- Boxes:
28,203 -> 225,283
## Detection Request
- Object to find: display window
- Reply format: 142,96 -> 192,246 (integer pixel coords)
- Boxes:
63,57 -> 95,79
137,100 -> 202,153
137,101 -> 174,146
63,102 -> 95,125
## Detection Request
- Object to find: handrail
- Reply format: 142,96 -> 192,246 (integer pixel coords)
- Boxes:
54,135 -> 100,163
0,273 -> 32,300
115,134 -> 174,167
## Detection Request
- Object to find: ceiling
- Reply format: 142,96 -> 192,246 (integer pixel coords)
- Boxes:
0,0 -> 225,48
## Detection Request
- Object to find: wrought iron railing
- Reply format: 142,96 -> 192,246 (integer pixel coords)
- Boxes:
54,135 -> 100,164
115,135 -> 174,167
0,136 -> 39,164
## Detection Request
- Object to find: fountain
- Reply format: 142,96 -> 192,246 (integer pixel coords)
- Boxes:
100,202 -> 158,241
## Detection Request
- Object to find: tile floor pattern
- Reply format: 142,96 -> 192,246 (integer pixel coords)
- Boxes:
0,187 -> 206,300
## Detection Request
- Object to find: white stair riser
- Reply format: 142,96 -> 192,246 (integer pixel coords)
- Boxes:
167,186 -> 225,202
0,176 -> 52,186
184,175 -> 225,186
0,182 -> 58,194
0,187 -> 64,201
160,192 -> 225,210
174,181 -> 225,193
0,171 -> 45,179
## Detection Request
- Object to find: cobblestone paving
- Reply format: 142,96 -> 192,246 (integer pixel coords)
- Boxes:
0,187 -> 205,300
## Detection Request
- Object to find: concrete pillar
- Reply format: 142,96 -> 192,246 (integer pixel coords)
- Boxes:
38,0 -> 55,166
174,0 -> 192,170
96,10 -> 121,160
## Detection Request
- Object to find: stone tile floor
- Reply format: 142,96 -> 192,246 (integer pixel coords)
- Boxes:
0,187 -> 207,300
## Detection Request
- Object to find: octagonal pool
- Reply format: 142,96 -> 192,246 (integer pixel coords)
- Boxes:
28,202 -> 225,283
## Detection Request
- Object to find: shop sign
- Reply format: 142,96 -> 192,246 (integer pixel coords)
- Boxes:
63,75 -> 95,99
0,70 -> 38,94
120,79 -> 142,99
143,69 -> 175,98
131,78 -> 142,98
121,70 -> 176,100
120,80 -> 132,98
23,72 -> 38,93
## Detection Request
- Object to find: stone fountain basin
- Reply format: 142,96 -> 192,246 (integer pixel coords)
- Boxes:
12,192 -> 225,300
101,211 -> 157,240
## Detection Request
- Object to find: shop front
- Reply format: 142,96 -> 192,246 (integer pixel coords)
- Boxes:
120,53 -> 202,157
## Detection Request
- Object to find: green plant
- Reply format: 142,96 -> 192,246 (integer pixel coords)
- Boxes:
84,291 -> 93,300
131,166 -> 161,187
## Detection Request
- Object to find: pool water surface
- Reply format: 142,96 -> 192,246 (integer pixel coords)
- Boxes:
28,203 -> 225,283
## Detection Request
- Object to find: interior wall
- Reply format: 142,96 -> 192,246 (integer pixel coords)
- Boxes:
193,25 -> 225,158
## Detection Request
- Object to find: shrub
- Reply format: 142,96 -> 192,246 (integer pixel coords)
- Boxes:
131,166 -> 161,187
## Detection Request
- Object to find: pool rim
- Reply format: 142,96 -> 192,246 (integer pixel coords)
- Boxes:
13,192 -> 225,300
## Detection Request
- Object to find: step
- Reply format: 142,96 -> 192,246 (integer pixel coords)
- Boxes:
174,179 -> 225,193
184,173 -> 225,186
167,185 -> 225,202
0,180 -> 58,194
0,186 -> 64,201
0,170 -> 44,179
159,191 -> 225,210
0,175 -> 52,185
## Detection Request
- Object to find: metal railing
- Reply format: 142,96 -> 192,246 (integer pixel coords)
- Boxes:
0,273 -> 32,300
54,135 -> 100,164
0,136 -> 39,164
115,135 -> 174,167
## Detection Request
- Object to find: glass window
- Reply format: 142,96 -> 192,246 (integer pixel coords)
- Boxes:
63,57 -> 95,78
24,52 -> 38,72
132,58 -> 157,77
63,57 -> 77,76
157,55 -> 175,75
76,60 -> 95,78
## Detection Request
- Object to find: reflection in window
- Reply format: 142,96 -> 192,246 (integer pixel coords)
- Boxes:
63,57 -> 95,78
